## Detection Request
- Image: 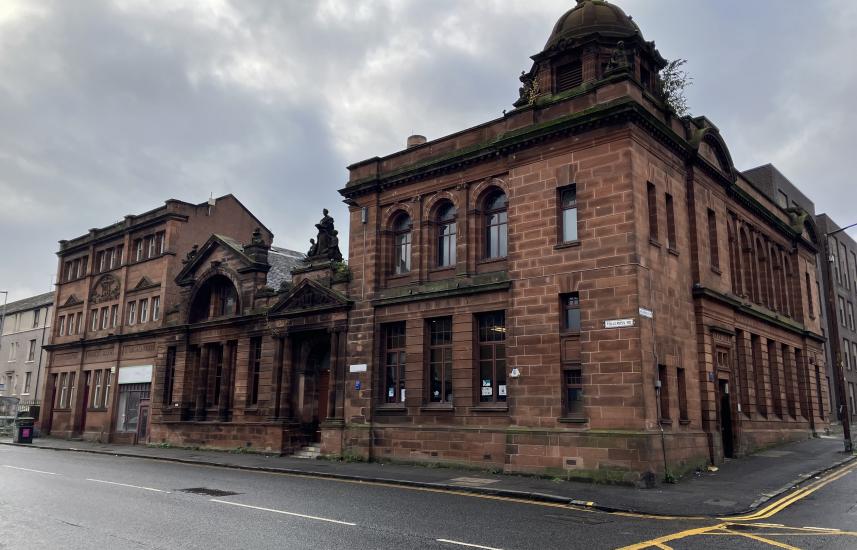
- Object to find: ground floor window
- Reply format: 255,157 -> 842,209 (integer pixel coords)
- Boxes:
381,322 -> 406,404
116,383 -> 150,433
476,312 -> 506,403
563,365 -> 583,418
427,317 -> 453,403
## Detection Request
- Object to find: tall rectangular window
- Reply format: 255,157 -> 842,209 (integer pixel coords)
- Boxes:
103,370 -> 113,408
139,298 -> 149,323
850,383 -> 856,419
32,308 -> 40,328
843,339 -> 851,371
147,236 -> 156,258
58,316 -> 66,336
75,312 -> 83,334
248,338 -> 262,406
427,317 -> 453,403
151,296 -> 160,321
477,312 -> 507,404
752,335 -> 767,417
782,344 -> 796,418
92,370 -> 103,408
658,364 -> 670,420
110,304 -> 119,327
647,182 -> 658,242
839,296 -> 847,326
128,301 -> 137,325
135,239 -> 143,261
707,209 -> 719,269
563,364 -> 583,418
23,372 -> 31,394
852,342 -> 857,371
114,245 -> 123,267
100,307 -> 109,330
665,193 -> 677,250
806,273 -> 814,319
677,367 -> 688,421
560,185 -> 578,243
381,323 -> 406,404
163,347 -> 176,405
58,373 -> 68,408
97,251 -> 106,273
27,340 -> 36,362
156,231 -> 166,255
816,366 -> 825,419
560,293 -> 581,333
848,302 -> 855,330
90,309 -> 99,331
768,340 -> 782,418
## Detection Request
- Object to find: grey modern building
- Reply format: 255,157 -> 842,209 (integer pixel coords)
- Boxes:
0,292 -> 54,403
816,214 -> 857,424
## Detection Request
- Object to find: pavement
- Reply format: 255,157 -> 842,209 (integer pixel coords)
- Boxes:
1,434 -> 854,518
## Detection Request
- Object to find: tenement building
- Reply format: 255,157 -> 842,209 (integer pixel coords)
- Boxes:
336,0 -> 827,480
1,292 -> 53,405
39,194 -> 292,443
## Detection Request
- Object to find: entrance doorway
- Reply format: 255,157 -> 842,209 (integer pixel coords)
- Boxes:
718,379 -> 734,458
292,332 -> 332,442
78,372 -> 90,435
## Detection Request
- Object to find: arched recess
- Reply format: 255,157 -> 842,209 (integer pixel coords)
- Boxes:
386,210 -> 412,276
727,221 -> 740,295
476,186 -> 509,260
740,228 -> 755,302
756,237 -> 771,308
430,199 -> 458,268
188,271 -> 241,323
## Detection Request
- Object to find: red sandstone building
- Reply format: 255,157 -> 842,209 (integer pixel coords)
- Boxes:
41,1 -> 829,482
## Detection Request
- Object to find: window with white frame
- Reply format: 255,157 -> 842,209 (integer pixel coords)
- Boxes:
27,340 -> 36,362
139,298 -> 149,323
151,296 -> 160,321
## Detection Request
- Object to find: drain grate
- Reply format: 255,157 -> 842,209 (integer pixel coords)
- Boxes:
179,487 -> 240,497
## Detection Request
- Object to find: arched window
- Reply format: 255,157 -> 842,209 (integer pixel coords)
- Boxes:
436,203 -> 457,268
484,191 -> 508,259
392,214 -> 412,275
189,275 -> 239,323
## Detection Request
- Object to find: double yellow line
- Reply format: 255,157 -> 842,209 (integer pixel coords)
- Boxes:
726,461 -> 857,521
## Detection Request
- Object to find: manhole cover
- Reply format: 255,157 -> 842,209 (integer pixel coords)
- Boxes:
179,487 -> 240,497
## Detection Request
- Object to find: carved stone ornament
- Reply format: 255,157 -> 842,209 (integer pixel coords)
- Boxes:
305,208 -> 343,262
786,206 -> 809,235
183,244 -> 199,265
90,275 -> 120,304
605,40 -> 632,74
515,70 -> 540,107
283,284 -> 338,311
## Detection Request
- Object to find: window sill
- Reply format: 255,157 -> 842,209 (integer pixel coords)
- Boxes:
53,408 -> 71,412
376,404 -> 407,413
554,240 -> 581,251
710,266 -> 722,276
558,417 -> 588,424
429,266 -> 455,274
679,419 -> 691,425
648,238 -> 661,248
659,418 -> 673,426
87,407 -> 108,412
477,257 -> 507,266
420,404 -> 454,412
667,247 -> 679,257
470,404 -> 508,413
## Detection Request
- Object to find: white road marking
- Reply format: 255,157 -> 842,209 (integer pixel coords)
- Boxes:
801,526 -> 841,532
86,478 -> 171,493
210,499 -> 356,526
437,539 -> 504,550
3,465 -> 60,475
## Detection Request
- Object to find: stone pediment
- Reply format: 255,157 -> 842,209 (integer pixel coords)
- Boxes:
269,279 -> 350,316
130,276 -> 160,292
176,234 -> 257,285
61,294 -> 83,308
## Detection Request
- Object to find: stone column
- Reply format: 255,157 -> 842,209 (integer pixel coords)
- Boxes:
218,342 -> 233,421
194,345 -> 210,420
327,329 -> 339,420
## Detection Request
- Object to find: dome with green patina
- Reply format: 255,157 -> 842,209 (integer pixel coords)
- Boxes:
545,0 -> 642,50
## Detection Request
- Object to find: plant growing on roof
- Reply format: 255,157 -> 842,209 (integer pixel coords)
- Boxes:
660,58 -> 692,116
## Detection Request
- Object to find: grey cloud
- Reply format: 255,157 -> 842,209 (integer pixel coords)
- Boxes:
1,0 -> 855,301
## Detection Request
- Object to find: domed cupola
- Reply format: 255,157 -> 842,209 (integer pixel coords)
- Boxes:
514,0 -> 666,109
545,0 -> 641,50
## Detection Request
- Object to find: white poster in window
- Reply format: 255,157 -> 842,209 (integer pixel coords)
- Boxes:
400,389 -> 406,402
388,387 -> 394,398
118,365 -> 152,384
498,385 -> 507,397
482,379 -> 492,387
481,387 -> 493,397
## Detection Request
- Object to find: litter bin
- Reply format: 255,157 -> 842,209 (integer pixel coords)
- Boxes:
13,417 -> 34,444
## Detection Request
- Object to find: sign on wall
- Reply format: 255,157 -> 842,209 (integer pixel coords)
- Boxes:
604,318 -> 635,329
118,365 -> 153,385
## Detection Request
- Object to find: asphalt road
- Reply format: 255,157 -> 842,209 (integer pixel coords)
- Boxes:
0,445 -> 854,549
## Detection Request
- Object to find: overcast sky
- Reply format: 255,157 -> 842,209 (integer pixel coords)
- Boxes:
1,0 -> 855,302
